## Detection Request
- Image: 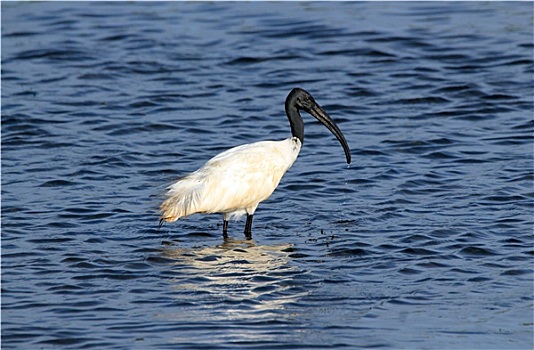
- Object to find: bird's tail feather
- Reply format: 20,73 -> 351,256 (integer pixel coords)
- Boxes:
159,179 -> 203,223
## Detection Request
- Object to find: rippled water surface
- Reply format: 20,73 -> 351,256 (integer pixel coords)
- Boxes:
2,2 -> 533,349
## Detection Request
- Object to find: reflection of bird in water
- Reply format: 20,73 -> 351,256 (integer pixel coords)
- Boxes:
161,239 -> 306,313
162,238 -> 293,273
159,88 -> 351,239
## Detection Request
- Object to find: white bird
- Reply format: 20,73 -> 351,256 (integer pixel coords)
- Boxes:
160,88 -> 351,239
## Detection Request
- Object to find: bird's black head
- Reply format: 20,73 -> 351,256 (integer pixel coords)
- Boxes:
287,88 -> 316,111
284,87 -> 351,164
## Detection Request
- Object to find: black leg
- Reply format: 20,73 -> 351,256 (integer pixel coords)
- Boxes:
222,220 -> 229,239
244,214 -> 253,240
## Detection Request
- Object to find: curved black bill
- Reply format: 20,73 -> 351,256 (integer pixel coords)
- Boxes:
308,104 -> 352,164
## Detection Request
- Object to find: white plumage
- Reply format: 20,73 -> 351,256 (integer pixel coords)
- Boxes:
159,88 -> 351,239
160,137 -> 301,223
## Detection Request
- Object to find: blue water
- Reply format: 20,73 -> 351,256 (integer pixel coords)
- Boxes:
2,2 -> 533,349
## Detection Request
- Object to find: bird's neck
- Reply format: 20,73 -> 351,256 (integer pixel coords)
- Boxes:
285,103 -> 304,144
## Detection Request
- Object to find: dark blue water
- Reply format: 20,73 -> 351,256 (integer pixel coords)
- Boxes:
2,2 -> 533,349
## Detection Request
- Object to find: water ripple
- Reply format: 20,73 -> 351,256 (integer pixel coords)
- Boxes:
2,1 -> 533,349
